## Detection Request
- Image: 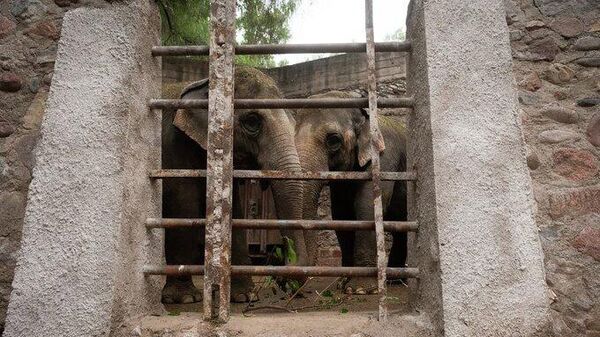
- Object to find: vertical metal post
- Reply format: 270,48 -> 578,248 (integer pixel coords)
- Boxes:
204,0 -> 236,322
365,0 -> 388,321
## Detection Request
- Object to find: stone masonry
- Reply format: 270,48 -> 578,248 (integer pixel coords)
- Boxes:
505,0 -> 600,335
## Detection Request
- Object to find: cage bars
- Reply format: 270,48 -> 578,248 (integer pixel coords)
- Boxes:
147,0 -> 417,322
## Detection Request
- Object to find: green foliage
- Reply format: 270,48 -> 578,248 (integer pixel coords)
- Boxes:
321,290 -> 333,298
283,236 -> 298,264
158,0 -> 211,45
340,308 -> 348,314
157,0 -> 301,67
384,27 -> 406,41
269,236 -> 302,295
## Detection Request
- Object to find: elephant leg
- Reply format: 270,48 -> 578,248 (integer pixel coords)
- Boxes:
330,182 -> 357,267
335,230 -> 355,267
352,180 -> 395,267
230,182 -> 257,303
163,178 -> 205,304
386,181 -> 408,270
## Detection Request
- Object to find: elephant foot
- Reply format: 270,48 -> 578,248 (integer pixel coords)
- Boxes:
162,278 -> 203,304
340,277 -> 378,296
231,291 -> 259,303
231,276 -> 258,303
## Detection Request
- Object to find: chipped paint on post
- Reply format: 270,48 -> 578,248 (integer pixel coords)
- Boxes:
364,0 -> 388,321
204,0 -> 236,322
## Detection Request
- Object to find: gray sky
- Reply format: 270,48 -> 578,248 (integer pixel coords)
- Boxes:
274,0 -> 410,65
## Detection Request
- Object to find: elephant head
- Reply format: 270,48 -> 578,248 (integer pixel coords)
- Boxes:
294,91 -> 385,221
173,67 -> 308,265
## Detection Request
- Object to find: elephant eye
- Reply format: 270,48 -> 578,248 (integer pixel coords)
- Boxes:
326,133 -> 343,152
241,112 -> 262,136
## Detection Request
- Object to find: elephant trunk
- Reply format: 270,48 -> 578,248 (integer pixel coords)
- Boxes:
259,121 -> 308,265
296,140 -> 329,266
297,141 -> 328,221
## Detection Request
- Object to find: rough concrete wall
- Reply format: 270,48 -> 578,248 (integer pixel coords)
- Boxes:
0,0 -> 113,332
162,58 -> 209,83
161,52 -> 407,98
406,0 -> 551,335
265,52 -> 406,97
2,1 -> 163,336
505,0 -> 600,335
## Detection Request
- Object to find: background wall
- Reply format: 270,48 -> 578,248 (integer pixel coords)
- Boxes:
505,0 -> 599,335
0,0 -> 598,334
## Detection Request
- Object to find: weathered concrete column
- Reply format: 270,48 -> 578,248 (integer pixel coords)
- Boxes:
406,0 -> 551,336
3,1 -> 162,336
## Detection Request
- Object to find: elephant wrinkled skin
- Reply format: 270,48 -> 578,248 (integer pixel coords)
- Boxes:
295,91 -> 408,284
162,68 -> 307,304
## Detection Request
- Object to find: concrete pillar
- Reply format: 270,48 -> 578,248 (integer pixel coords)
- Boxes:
3,2 -> 163,336
406,0 -> 551,336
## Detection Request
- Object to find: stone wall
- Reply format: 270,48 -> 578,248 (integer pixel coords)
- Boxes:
0,0 -> 113,332
505,0 -> 600,335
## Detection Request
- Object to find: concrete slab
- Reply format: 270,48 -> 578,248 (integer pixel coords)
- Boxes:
406,0 -> 552,335
3,1 -> 162,336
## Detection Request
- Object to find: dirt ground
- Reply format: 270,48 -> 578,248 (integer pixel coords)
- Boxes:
164,276 -> 413,316
138,277 -> 434,337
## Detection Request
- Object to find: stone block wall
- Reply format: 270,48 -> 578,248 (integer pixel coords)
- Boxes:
505,0 -> 600,335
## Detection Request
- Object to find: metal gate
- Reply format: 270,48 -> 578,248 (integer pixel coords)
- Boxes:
144,0 -> 419,322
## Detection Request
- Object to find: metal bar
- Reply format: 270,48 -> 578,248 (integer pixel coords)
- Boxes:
143,265 -> 420,279
151,41 -> 411,56
145,218 -> 419,232
148,97 -> 414,110
203,0 -> 236,322
365,0 -> 387,321
149,169 -> 417,181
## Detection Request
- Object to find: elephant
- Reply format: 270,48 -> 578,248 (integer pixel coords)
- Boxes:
161,67 -> 307,304
295,91 -> 407,290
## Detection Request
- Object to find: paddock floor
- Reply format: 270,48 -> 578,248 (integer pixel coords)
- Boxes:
141,277 -> 430,337
164,276 -> 413,316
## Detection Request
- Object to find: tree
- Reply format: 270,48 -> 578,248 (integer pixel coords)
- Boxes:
157,0 -> 300,67
384,27 -> 405,41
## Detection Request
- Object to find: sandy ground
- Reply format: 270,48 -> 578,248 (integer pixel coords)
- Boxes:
138,277 -> 434,337
163,276 -> 412,316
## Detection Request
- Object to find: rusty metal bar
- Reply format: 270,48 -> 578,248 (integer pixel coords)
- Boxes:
145,218 -> 419,232
149,169 -> 417,181
149,97 -> 414,110
143,265 -> 420,279
203,0 -> 236,322
151,41 -> 411,56
365,0 -> 387,321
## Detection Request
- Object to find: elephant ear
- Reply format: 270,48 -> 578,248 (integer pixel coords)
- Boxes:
173,79 -> 210,149
356,108 -> 385,167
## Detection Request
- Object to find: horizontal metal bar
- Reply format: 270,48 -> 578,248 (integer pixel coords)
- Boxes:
149,97 -> 414,110
149,169 -> 417,181
151,41 -> 411,56
145,218 -> 419,232
143,265 -> 419,278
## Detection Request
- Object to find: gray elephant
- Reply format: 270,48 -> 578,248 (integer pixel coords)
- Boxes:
162,68 -> 307,304
295,91 -> 407,279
